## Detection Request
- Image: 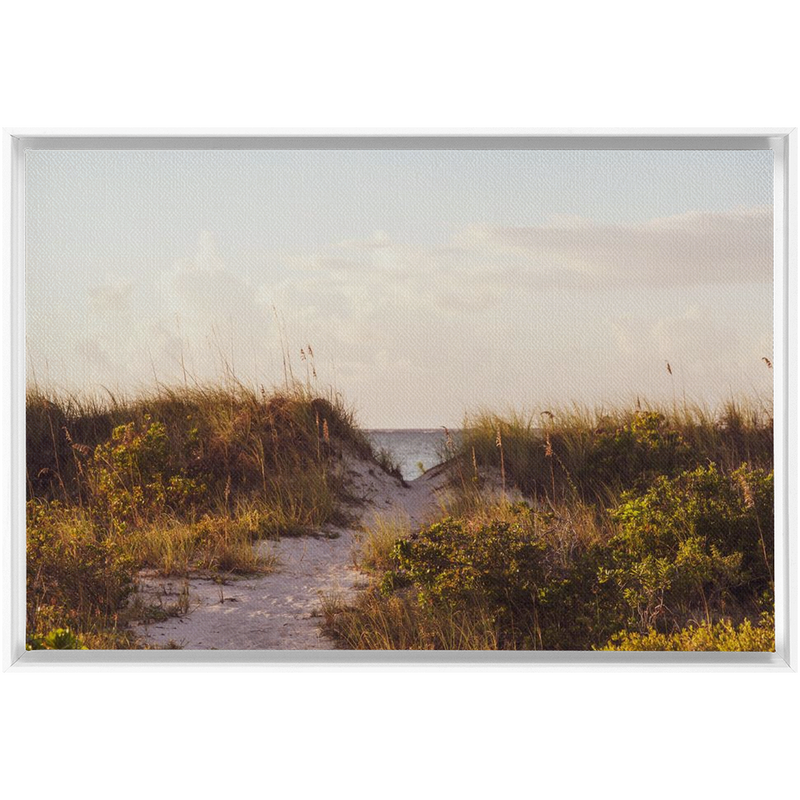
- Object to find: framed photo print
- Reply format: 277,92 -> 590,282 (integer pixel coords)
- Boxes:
3,129 -> 795,668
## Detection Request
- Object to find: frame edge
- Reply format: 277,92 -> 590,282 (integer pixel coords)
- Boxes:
4,129 -> 796,671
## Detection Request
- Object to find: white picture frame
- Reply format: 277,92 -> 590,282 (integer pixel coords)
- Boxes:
3,128 -> 796,671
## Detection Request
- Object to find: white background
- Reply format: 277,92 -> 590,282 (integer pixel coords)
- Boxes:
1,2 -> 798,798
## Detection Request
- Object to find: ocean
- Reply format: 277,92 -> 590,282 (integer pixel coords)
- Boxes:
365,429 -> 463,482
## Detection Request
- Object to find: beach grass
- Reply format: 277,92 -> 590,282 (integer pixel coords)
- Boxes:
26,382 -> 776,652
325,398 -> 775,651
25,381 -> 376,649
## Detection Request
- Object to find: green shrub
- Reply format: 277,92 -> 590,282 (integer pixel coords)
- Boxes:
87,418 -> 206,531
27,627 -> 88,650
338,459 -> 775,651
384,517 -> 547,647
532,542 -> 625,650
392,518 -> 544,606
27,500 -> 136,640
602,614 -> 775,651
584,412 -> 691,490
608,463 -> 773,631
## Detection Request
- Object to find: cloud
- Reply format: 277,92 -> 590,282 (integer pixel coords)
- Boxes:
480,206 -> 772,288
266,206 -> 773,345
301,205 -> 773,314
158,232 -> 275,380
608,300 -> 772,407
173,230 -> 226,273
35,233 -> 278,392
28,210 -> 773,425
87,281 -> 135,314
249,207 -> 772,423
613,305 -> 741,365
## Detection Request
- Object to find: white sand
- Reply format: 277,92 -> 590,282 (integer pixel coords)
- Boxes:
132,456 -> 450,650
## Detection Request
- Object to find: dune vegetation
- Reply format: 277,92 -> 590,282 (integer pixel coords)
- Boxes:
25,383 -> 376,649
26,377 -> 776,652
324,400 -> 775,651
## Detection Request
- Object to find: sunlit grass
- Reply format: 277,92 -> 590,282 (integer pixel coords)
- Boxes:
459,398 -> 773,502
352,512 -> 413,572
25,381 -> 379,649
325,396 -> 775,651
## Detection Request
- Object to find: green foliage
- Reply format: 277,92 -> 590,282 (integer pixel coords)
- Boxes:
26,500 -> 136,648
331,418 -> 775,651
27,500 -> 135,618
603,614 -> 775,651
27,627 -> 88,650
88,418 -> 206,530
609,463 -> 773,630
460,403 -> 773,502
386,517 -> 546,647
392,518 -> 545,607
531,542 -> 623,650
584,412 -> 691,490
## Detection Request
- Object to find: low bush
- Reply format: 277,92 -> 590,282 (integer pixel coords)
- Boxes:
88,418 -> 206,532
26,500 -> 136,645
333,505 -> 613,650
27,628 -> 88,650
602,614 -> 775,651
608,463 -> 773,632
328,426 -> 774,650
583,411 -> 691,490
386,517 -> 546,648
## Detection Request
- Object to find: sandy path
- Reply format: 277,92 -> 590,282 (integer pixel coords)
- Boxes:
132,458 -> 448,650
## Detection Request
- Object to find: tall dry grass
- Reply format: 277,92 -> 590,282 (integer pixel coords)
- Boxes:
325,397 -> 775,651
26,381 -> 380,648
459,399 -> 773,503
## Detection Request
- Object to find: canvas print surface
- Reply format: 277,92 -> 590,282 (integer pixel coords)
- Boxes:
25,148 -> 775,651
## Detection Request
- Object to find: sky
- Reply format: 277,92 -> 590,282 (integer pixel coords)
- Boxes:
25,149 -> 773,428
